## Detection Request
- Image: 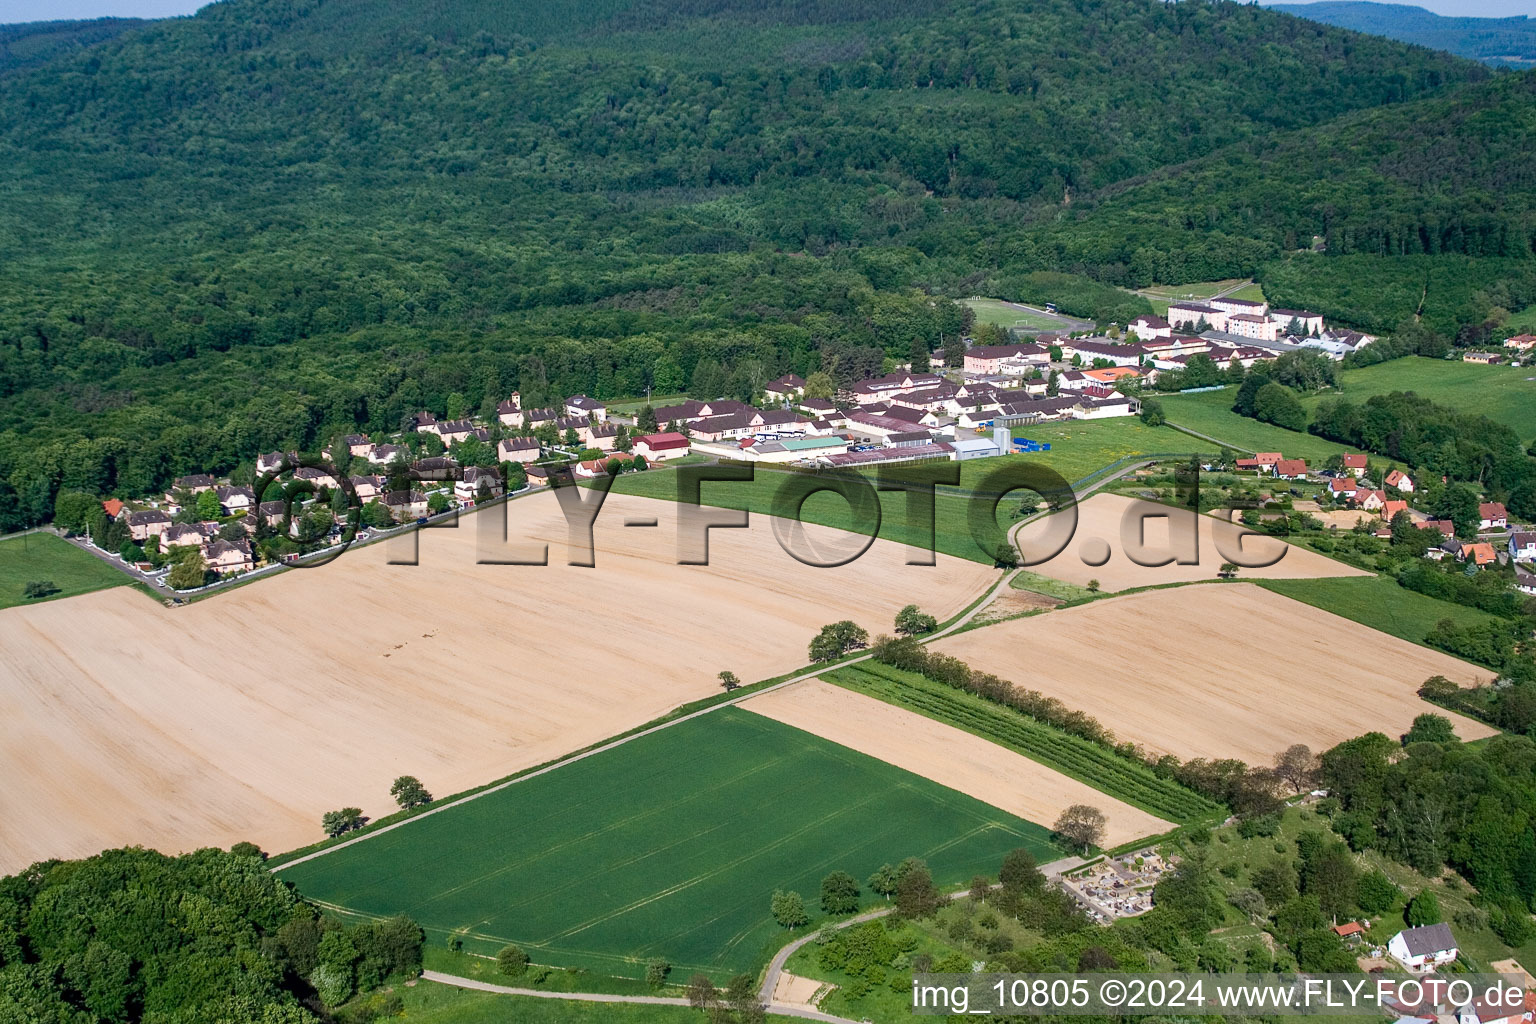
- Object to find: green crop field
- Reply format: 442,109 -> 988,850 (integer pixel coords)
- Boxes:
1299,356 -> 1536,441
1256,575 -> 1506,653
1157,388 -> 1350,462
0,533 -> 131,610
963,296 -> 1064,333
824,663 -> 1220,823
279,709 -> 1064,981
610,419 -> 1183,564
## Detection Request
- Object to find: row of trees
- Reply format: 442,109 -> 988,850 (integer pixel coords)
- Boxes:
322,776 -> 434,838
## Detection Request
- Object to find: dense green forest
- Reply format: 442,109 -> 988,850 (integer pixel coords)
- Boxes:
0,0 -> 1530,529
0,846 -> 424,1022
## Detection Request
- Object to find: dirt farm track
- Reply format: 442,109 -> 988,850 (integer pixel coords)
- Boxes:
0,492 -> 993,871
933,583 -> 1497,764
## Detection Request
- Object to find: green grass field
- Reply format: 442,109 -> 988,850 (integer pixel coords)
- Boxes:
1256,574 -> 1505,652
611,419 -> 1184,563
393,978 -> 800,1023
963,296 -> 1063,333
280,709 -> 1065,981
1299,356 -> 1536,441
824,662 -> 1220,823
1157,388 -> 1350,462
0,532 -> 130,610
1133,279 -> 1252,316
1504,303 -> 1536,335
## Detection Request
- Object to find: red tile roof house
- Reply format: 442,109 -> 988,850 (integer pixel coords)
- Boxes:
1456,997 -> 1533,1024
1332,921 -> 1366,942
1420,519 -> 1456,538
632,432 -> 691,461
1385,469 -> 1415,493
1235,452 -> 1283,472
1480,502 -> 1508,530
1274,458 -> 1308,480
101,498 -> 125,519
1381,499 -> 1409,522
1463,542 -> 1497,567
1353,488 -> 1386,511
1341,453 -> 1367,477
1329,476 -> 1360,498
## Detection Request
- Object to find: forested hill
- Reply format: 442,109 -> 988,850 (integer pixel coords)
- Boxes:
1267,3 -> 1536,67
0,0 -> 1519,526
0,18 -> 146,72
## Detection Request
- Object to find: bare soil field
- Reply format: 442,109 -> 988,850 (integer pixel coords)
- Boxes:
931,583 -> 1496,764
1015,493 -> 1368,592
743,680 -> 1171,846
0,492 -> 993,871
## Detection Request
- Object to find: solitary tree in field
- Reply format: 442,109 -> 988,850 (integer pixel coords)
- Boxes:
819,871 -> 860,915
718,670 -> 742,692
1053,805 -> 1106,855
22,580 -> 58,600
645,959 -> 671,990
390,775 -> 433,810
894,604 -> 938,636
1218,561 -> 1239,579
993,543 -> 1020,570
808,620 -> 869,662
496,945 -> 529,977
1273,744 -> 1319,793
1086,579 -> 1100,593
321,807 -> 367,838
770,889 -> 808,929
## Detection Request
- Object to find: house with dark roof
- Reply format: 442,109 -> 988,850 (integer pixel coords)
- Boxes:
764,374 -> 807,400
564,395 -> 608,421
1387,923 -> 1458,973
1510,531 -> 1536,562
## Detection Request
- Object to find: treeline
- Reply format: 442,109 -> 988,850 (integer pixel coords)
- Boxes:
868,636 -> 1281,816
1309,391 -> 1535,496
0,845 -> 424,1022
1320,730 -> 1536,943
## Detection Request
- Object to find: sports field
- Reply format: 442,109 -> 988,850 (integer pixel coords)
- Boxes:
278,709 -> 1065,980
964,296 -> 1064,332
1157,388 -> 1350,462
1300,357 -> 1536,441
0,533 -> 129,610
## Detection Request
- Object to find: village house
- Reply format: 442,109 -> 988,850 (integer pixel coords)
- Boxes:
215,485 -> 255,514
763,374 -> 807,402
1353,488 -> 1386,512
632,432 -> 691,462
1463,542 -> 1497,567
1341,453 -> 1367,477
436,420 -> 475,445
1504,333 -> 1536,352
496,394 -> 523,426
1517,567 -> 1536,596
410,456 -> 458,481
1480,502 -> 1509,530
172,474 -> 217,495
522,407 -> 558,428
564,395 -> 607,422
1386,469 -> 1415,492
1126,314 -> 1171,340
581,422 -> 619,450
255,451 -> 298,475
342,434 -> 374,458
367,444 -> 407,467
1329,477 -> 1360,499
1387,923 -> 1459,973
163,523 -> 210,549
1381,499 -> 1409,522
102,498 -> 125,520
1420,519 -> 1456,539
412,411 -> 439,434
454,466 -> 505,501
206,538 -> 254,575
292,466 -> 339,490
963,344 -> 1049,375
1235,452 -> 1283,473
349,475 -> 386,502
126,509 -> 172,542
1274,458 -> 1308,480
753,408 -> 812,434
1456,996 -> 1533,1024
383,490 -> 429,520
496,436 -> 541,464
797,397 -> 837,417
1508,531 -> 1536,562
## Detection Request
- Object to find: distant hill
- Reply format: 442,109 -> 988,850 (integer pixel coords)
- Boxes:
0,18 -> 145,73
1267,2 -> 1536,66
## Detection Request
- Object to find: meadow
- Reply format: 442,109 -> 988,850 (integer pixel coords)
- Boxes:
1302,356 -> 1536,441
0,532 -> 129,610
1255,574 -> 1508,653
1156,388 -> 1351,462
612,419 -> 1190,563
279,708 -> 1064,981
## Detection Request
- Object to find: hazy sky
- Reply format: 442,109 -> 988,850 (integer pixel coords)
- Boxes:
0,0 -> 1531,23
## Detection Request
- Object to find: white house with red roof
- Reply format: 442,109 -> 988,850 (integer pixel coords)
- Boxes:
1274,458 -> 1308,480
1385,469 -> 1415,493
1480,502 -> 1509,530
1341,453 -> 1367,477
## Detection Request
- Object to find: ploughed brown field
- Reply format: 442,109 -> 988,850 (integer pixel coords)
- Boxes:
932,583 -> 1497,763
743,680 -> 1172,846
1014,493 -> 1369,592
0,491 -> 994,871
